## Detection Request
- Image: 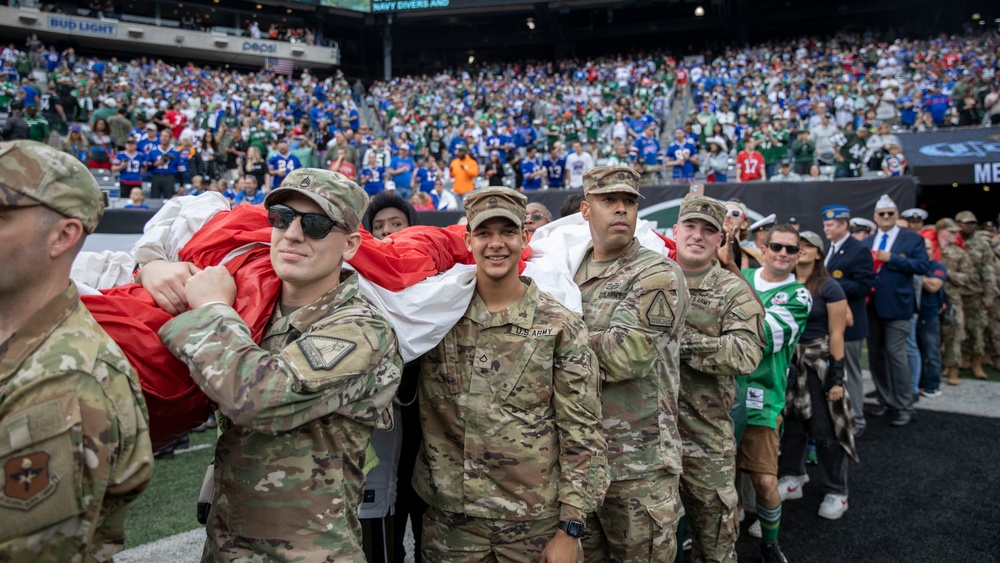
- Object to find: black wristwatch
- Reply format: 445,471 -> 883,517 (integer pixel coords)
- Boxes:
558,520 -> 585,538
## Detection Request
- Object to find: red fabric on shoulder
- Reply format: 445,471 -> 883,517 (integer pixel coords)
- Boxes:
653,231 -> 678,261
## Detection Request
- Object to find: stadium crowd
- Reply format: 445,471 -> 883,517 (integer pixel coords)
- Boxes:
2,26 -> 1000,563
1,29 -> 999,203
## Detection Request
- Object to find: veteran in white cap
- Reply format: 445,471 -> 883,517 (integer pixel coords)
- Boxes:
863,194 -> 930,427
900,208 -> 928,231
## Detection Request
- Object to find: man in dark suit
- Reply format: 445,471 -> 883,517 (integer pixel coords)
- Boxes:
864,195 -> 930,427
822,205 -> 876,436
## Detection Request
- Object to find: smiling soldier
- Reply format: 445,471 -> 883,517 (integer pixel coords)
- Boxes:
415,186 -> 607,562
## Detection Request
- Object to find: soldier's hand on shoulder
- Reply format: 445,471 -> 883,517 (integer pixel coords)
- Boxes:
137,259 -> 202,315
185,265 -> 237,310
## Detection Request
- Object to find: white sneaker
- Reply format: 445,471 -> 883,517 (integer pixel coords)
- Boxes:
818,493 -> 849,520
777,474 -> 809,501
747,519 -> 761,538
738,507 -> 745,522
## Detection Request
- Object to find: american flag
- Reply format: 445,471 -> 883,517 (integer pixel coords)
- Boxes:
270,59 -> 294,76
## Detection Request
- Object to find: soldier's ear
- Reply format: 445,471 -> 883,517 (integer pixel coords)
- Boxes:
580,199 -> 590,220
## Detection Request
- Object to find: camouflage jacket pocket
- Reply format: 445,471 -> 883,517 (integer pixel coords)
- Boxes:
0,395 -> 84,542
495,340 -> 554,418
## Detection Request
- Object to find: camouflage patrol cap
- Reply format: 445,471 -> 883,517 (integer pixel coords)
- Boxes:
0,140 -> 105,233
935,218 -> 961,232
264,168 -> 368,232
955,210 -> 977,224
463,186 -> 527,231
679,196 -> 726,231
583,165 -> 643,198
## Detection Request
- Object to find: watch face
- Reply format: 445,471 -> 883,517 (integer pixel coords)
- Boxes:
561,520 -> 585,537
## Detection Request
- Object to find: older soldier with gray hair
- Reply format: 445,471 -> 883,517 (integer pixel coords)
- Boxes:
0,140 -> 153,560
157,169 -> 403,561
575,166 -> 690,563
415,186 -> 607,562
673,196 -> 765,562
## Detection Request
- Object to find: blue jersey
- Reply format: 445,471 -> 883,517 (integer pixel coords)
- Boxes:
234,190 -> 266,205
361,166 -> 385,195
114,151 -> 146,184
146,145 -> 180,175
630,136 -> 663,166
416,166 -> 439,193
542,155 -> 566,188
485,136 -> 506,163
521,157 -> 543,190
222,188 -> 239,203
268,153 -> 302,191
390,155 -> 415,189
176,146 -> 195,174
667,141 -> 698,179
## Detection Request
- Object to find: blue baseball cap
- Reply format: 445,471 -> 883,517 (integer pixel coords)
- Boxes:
821,205 -> 851,221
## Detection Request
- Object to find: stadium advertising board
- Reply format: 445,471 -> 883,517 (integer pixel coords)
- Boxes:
371,0 -> 546,12
47,14 -> 118,36
898,128 -> 1000,185
317,0 -> 371,11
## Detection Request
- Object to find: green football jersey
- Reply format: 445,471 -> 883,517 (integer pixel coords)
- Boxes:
739,268 -> 812,429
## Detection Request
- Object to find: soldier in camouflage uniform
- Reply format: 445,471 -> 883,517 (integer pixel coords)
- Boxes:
0,140 -> 153,561
158,169 -> 403,562
573,166 -> 690,563
936,219 -> 977,386
955,211 -> 998,379
413,187 -> 607,563
415,186 -> 607,562
673,196 -> 765,563
989,220 -> 1000,367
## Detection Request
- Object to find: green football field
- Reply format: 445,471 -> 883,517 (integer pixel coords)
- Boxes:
124,430 -> 216,548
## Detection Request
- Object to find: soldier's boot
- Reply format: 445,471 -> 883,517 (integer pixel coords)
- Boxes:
945,367 -> 961,386
972,356 -> 989,379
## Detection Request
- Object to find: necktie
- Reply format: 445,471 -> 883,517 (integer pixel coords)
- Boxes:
825,245 -> 833,266
878,233 -> 888,251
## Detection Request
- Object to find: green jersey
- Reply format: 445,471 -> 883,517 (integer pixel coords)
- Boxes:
248,126 -> 273,157
739,268 -> 811,428
25,114 -> 50,143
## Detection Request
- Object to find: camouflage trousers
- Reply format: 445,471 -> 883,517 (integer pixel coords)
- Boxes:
679,456 -> 739,563
582,471 -> 683,563
421,506 -> 567,563
962,297 -> 987,356
941,297 -> 966,368
985,301 -> 1000,360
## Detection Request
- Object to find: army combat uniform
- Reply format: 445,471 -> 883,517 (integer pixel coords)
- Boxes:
939,243 -> 977,375
160,270 -> 402,562
1,284 -> 153,561
679,261 -> 765,563
959,228 -> 999,370
577,238 -> 690,563
415,279 -> 607,562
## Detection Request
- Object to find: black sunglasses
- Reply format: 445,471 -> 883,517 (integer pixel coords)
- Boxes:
267,204 -> 345,239
729,209 -> 744,217
768,242 -> 800,254
877,211 -> 896,218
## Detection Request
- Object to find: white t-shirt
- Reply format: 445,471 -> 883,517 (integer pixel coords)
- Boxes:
565,152 -> 595,189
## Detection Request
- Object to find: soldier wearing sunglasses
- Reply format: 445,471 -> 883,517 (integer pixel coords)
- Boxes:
157,169 -> 404,561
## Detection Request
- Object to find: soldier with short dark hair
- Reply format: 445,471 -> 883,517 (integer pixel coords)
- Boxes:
575,166 -> 690,563
415,186 -> 607,562
673,196 -> 765,563
0,140 -> 153,560
157,169 -> 404,561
